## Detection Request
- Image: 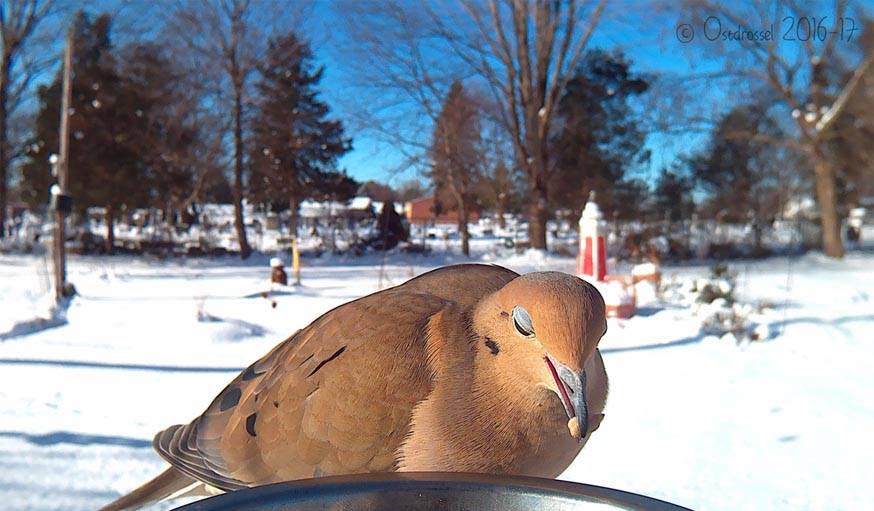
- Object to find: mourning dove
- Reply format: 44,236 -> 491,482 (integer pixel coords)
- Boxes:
101,264 -> 608,510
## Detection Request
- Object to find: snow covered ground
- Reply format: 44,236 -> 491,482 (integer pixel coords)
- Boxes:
1,248 -> 873,510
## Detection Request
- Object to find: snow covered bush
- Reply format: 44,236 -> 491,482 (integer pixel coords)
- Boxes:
664,262 -> 772,343
691,262 -> 735,305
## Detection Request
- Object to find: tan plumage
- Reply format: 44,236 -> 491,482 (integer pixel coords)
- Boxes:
101,264 -> 608,510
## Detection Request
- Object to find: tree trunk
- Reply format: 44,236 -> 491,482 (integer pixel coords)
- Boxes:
165,202 -> 175,227
459,198 -> 469,257
232,81 -> 251,259
811,147 -> 844,258
105,205 -> 115,255
752,219 -> 763,255
496,199 -> 506,229
0,53 -> 10,239
289,195 -> 299,237
527,174 -> 548,249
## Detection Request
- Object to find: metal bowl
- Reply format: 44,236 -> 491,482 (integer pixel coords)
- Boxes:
173,472 -> 692,511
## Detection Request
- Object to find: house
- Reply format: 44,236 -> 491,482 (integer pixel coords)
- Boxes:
298,199 -> 348,231
404,196 -> 480,225
347,196 -> 374,221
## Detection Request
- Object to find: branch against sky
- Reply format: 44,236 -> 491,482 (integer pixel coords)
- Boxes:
337,0 -> 607,249
160,0 -> 311,258
676,0 -> 873,258
332,0 -> 468,183
0,0 -> 60,237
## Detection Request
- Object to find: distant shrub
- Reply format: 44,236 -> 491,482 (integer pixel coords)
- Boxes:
691,262 -> 736,304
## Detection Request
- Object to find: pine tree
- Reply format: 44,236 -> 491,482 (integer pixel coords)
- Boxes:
429,81 -> 481,257
653,167 -> 695,224
248,32 -> 351,235
21,11 -> 149,253
688,102 -> 787,251
550,49 -> 649,219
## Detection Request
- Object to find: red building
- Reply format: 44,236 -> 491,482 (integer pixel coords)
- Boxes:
404,196 -> 480,225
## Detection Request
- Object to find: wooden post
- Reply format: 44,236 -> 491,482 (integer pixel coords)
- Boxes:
53,30 -> 73,301
292,237 -> 301,285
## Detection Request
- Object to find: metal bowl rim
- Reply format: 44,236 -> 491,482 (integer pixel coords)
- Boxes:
174,471 -> 693,511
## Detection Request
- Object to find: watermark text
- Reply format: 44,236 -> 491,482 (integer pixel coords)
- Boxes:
676,16 -> 857,44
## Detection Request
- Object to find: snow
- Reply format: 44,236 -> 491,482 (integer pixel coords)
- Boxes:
590,280 -> 635,306
347,196 -> 372,211
630,262 -> 658,276
1,250 -> 873,510
298,199 -> 347,219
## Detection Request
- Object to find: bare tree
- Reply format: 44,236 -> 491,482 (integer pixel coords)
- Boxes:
119,41 -> 226,221
0,0 -> 55,237
478,158 -> 516,229
336,0 -> 463,180
828,17 -> 874,208
437,0 -> 607,249
167,0 -> 256,258
341,0 -> 606,249
165,0 -> 307,258
396,178 -> 428,203
681,0 -> 874,258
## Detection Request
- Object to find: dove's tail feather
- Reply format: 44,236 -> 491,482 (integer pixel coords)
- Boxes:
99,467 -> 211,511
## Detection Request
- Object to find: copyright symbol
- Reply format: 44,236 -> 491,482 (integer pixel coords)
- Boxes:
676,23 -> 694,43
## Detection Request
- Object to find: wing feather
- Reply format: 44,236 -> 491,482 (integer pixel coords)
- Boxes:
154,264 -> 518,489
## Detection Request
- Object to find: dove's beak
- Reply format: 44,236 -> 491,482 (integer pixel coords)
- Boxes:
544,355 -> 589,441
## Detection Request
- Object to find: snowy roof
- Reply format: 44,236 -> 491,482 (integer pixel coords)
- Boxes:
782,197 -> 817,220
371,200 -> 405,215
299,200 -> 348,218
200,203 -> 236,217
200,203 -> 256,219
348,196 -> 372,210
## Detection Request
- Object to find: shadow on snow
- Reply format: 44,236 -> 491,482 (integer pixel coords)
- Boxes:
0,358 -> 243,373
0,430 -> 151,449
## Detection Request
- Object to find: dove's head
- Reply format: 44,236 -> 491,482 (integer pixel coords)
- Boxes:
474,271 -> 607,441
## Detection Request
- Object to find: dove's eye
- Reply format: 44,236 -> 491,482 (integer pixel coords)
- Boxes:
512,306 -> 535,337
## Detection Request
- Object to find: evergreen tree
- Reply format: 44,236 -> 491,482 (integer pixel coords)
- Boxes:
429,80 -> 481,257
688,102 -> 787,250
21,11 -> 149,252
653,167 -> 695,223
311,170 -> 358,202
550,49 -> 649,219
374,198 -> 407,250
248,32 -> 351,234
610,178 -> 650,222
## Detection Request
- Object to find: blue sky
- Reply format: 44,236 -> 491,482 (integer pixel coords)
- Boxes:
313,2 -> 717,185
23,1 -> 870,189
313,1 -> 869,187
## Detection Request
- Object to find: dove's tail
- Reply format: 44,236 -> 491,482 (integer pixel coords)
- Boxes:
99,467 -> 213,511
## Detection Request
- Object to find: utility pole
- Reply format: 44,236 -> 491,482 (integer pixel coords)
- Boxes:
53,29 -> 73,301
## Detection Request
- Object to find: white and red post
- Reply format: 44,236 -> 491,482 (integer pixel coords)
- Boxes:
577,195 -> 636,319
577,196 -> 607,281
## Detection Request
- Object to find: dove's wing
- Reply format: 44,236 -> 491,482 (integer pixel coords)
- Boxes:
154,264 -> 518,490
398,263 -> 518,307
